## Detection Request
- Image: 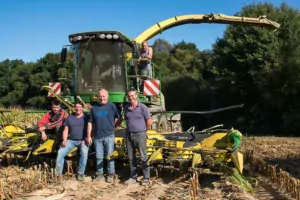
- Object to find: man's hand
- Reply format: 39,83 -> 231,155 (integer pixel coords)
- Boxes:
39,126 -> 46,132
61,140 -> 67,147
86,137 -> 92,145
81,140 -> 86,147
41,131 -> 47,141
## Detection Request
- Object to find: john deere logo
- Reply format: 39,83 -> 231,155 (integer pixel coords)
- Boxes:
92,95 -> 98,101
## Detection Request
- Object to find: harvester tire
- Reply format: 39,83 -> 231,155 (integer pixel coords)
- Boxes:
158,114 -> 168,132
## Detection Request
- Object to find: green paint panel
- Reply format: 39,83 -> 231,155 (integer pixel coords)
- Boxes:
25,110 -> 49,114
108,92 -> 126,103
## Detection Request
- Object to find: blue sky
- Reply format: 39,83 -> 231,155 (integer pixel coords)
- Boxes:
1,0 -> 299,62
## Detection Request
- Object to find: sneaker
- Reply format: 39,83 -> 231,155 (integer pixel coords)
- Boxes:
140,178 -> 150,186
93,173 -> 105,181
124,178 -> 137,185
106,173 -> 114,183
77,174 -> 84,181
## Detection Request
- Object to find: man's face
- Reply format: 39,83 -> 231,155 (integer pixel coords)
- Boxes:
51,105 -> 61,114
98,90 -> 108,105
127,91 -> 138,103
142,43 -> 148,51
74,103 -> 84,115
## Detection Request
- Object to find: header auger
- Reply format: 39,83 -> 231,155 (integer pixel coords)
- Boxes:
0,12 -> 280,188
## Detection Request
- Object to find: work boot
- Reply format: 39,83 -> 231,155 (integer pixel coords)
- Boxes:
140,178 -> 150,186
77,174 -> 84,181
93,173 -> 105,181
106,173 -> 115,183
124,177 -> 137,185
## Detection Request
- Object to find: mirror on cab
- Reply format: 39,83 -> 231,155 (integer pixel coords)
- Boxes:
60,47 -> 67,63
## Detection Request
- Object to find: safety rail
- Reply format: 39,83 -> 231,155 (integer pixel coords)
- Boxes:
125,60 -> 162,105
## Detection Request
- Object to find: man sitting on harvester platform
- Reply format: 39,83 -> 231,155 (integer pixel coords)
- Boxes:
37,100 -> 68,141
55,102 -> 90,181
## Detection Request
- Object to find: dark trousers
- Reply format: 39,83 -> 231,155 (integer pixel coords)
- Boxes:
125,131 -> 150,179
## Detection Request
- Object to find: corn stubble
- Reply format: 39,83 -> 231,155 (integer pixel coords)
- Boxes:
244,137 -> 300,200
2,108 -> 300,199
0,162 -> 69,200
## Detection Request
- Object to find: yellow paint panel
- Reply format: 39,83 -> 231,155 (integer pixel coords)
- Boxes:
231,152 -> 244,173
32,139 -> 55,155
200,133 -> 228,148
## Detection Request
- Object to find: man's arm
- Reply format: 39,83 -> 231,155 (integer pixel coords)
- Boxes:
61,126 -> 69,147
146,47 -> 153,59
113,104 -> 124,128
38,113 -> 50,132
115,117 -> 124,128
146,118 -> 152,131
142,104 -> 152,131
86,110 -> 93,145
86,122 -> 93,145
138,47 -> 153,61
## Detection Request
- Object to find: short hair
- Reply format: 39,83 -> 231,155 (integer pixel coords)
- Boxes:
74,101 -> 84,108
51,99 -> 61,106
98,88 -> 108,96
127,87 -> 138,95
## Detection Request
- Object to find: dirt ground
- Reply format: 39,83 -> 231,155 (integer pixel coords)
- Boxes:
13,171 -> 257,200
2,137 -> 300,200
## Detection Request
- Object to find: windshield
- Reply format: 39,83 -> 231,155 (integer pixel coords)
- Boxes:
75,40 -> 126,93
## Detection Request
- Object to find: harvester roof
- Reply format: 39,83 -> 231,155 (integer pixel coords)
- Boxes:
68,31 -> 132,44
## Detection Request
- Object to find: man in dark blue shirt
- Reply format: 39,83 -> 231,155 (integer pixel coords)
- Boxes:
55,102 -> 89,181
87,89 -> 123,183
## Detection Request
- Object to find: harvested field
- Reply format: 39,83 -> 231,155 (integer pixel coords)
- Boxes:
0,136 -> 300,200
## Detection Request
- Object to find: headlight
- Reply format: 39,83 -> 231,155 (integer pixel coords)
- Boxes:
113,34 -> 119,39
99,34 -> 105,39
76,35 -> 83,41
106,34 -> 112,39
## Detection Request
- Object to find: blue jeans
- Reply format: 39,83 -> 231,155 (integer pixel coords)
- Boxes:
94,135 -> 115,174
55,140 -> 89,175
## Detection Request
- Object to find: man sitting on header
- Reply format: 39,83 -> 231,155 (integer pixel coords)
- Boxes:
37,99 -> 68,141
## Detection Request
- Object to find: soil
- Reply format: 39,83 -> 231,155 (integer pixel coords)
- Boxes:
2,137 -> 300,200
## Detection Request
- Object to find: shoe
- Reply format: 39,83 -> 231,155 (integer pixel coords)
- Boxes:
140,178 -> 150,186
106,173 -> 114,183
93,173 -> 105,181
77,174 -> 84,181
124,178 -> 137,185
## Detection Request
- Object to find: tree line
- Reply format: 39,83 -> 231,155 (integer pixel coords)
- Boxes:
1,2 -> 300,136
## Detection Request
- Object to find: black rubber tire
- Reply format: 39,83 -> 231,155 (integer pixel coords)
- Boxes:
158,114 -> 168,133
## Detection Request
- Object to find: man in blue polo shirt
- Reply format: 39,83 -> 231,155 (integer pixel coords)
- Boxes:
124,88 -> 152,186
55,102 -> 90,181
87,89 -> 123,183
